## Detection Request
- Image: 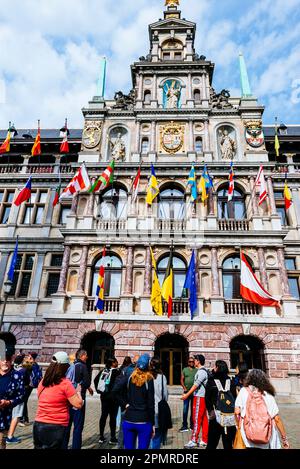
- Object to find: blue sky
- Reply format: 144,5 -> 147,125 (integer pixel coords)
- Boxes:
0,0 -> 299,128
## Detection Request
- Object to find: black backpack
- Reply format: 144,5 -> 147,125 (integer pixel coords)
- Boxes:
214,379 -> 236,428
158,375 -> 172,435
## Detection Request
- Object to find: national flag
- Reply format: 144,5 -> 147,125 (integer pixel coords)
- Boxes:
53,183 -> 62,207
146,164 -> 159,206
132,166 -> 141,203
0,130 -> 11,155
89,160 -> 115,193
228,162 -> 234,202
240,251 -> 280,308
150,247 -> 163,317
60,164 -> 91,200
14,177 -> 32,206
274,126 -> 280,158
95,247 -> 106,314
203,165 -> 213,189
255,165 -> 268,205
183,250 -> 198,320
187,165 -> 198,202
8,237 -> 18,283
161,251 -> 173,318
31,122 -> 41,157
284,182 -> 292,211
60,119 -> 70,154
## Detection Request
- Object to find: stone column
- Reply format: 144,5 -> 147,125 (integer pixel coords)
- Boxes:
57,245 -> 71,293
135,121 -> 141,153
143,246 -> 152,295
202,73 -> 207,100
277,248 -> 291,297
204,120 -> 210,152
151,121 -> 156,152
87,192 -> 95,216
153,74 -> 157,101
137,73 -> 143,101
123,246 -> 134,294
258,248 -> 269,290
267,177 -> 277,216
188,73 -> 192,100
250,177 -> 259,216
208,188 -> 214,216
189,121 -> 194,151
292,188 -> 300,225
0,253 -> 9,292
71,194 -> 79,215
211,248 -> 220,297
30,253 -> 45,298
77,246 -> 89,293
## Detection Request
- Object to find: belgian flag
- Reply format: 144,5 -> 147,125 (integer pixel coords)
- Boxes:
162,250 -> 173,318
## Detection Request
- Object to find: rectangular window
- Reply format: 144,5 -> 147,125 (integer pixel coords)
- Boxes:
285,258 -> 296,270
276,206 -> 288,226
59,206 -> 71,225
10,254 -> 35,298
51,254 -> 63,267
288,277 -> 300,299
21,190 -> 48,225
163,52 -> 171,60
0,190 -> 15,225
46,273 -> 60,297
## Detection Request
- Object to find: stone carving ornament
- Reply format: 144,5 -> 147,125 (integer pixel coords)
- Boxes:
166,80 -> 181,109
210,88 -> 233,109
219,128 -> 236,160
244,120 -> 265,148
113,89 -> 135,110
82,121 -> 102,149
160,122 -> 185,154
109,133 -> 126,161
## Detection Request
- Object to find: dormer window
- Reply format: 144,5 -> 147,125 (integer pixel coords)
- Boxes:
161,39 -> 183,61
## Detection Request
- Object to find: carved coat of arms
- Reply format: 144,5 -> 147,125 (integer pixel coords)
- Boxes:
160,122 -> 185,154
244,120 -> 265,148
82,121 -> 102,150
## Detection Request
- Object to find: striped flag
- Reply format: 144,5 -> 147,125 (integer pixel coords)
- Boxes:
14,176 -> 32,206
132,166 -> 141,203
161,251 -> 173,319
255,165 -> 268,205
31,122 -> 41,157
146,164 -> 159,206
284,182 -> 292,211
0,130 -> 11,155
228,162 -> 234,202
150,247 -> 163,317
53,183 -> 61,207
60,119 -> 70,154
95,247 -> 106,314
188,165 -> 198,202
60,164 -> 91,200
89,160 -> 115,193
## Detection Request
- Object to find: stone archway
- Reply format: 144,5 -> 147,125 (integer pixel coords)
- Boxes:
230,335 -> 266,371
80,331 -> 115,370
155,333 -> 189,385
0,332 -> 16,357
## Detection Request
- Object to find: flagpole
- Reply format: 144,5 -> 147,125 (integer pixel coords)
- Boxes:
38,119 -> 41,170
239,246 -> 245,318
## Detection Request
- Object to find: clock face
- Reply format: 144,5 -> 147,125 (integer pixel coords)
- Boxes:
82,125 -> 102,149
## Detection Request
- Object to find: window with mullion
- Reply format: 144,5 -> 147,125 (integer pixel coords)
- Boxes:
21,190 -> 47,225
0,190 -> 15,225
9,253 -> 34,298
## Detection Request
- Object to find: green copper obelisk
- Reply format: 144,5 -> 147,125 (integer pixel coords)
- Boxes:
96,56 -> 107,98
239,53 -> 252,98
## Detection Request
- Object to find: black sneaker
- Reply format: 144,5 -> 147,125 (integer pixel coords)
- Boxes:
179,427 -> 189,433
109,437 -> 118,445
99,437 -> 105,444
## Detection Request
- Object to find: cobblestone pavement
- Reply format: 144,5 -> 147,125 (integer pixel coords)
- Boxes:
6,395 -> 300,450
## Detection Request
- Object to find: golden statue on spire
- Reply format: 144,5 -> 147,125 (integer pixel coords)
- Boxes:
165,0 -> 180,7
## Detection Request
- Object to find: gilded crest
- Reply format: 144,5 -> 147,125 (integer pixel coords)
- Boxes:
160,122 -> 185,154
82,121 -> 102,150
244,120 -> 265,148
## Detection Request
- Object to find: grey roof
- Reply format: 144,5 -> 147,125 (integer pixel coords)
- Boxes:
0,129 -> 83,139
263,126 -> 300,137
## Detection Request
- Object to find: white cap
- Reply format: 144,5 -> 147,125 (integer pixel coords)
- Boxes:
52,351 -> 70,365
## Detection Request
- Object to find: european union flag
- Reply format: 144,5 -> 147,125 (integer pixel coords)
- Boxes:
183,250 -> 198,320
8,237 -> 18,282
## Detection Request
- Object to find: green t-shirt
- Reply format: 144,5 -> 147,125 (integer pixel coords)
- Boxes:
182,367 -> 197,391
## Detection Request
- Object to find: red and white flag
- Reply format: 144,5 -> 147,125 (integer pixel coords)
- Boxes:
228,162 -> 234,202
60,164 -> 90,200
255,166 -> 268,205
132,167 -> 141,203
60,119 -> 70,154
240,252 -> 280,308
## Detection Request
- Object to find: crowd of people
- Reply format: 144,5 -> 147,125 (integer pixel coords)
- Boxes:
0,347 -> 291,450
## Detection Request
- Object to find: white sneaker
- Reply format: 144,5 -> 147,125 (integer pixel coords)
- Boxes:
199,441 -> 207,448
184,440 -> 198,449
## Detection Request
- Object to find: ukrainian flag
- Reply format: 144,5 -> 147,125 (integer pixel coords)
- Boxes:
95,247 -> 106,314
146,164 -> 159,206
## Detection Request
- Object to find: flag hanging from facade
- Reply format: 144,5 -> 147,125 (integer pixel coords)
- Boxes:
203,165 -> 213,190
150,247 -> 163,317
89,160 -> 115,193
132,166 -> 141,203
53,183 -> 61,207
183,250 -> 198,320
60,164 -> 91,200
31,122 -> 41,157
188,165 -> 198,202
8,237 -> 19,282
240,251 -> 280,308
60,119 -> 70,154
14,176 -> 32,206
161,251 -> 173,318
0,130 -> 11,155
275,125 -> 280,158
146,164 -> 159,206
284,182 -> 292,211
198,166 -> 212,203
95,247 -> 106,314
255,165 -> 268,205
228,162 -> 234,202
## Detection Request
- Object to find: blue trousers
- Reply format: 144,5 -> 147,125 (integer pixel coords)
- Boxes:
151,428 -> 167,450
123,421 -> 152,450
182,394 -> 194,429
63,404 -> 86,450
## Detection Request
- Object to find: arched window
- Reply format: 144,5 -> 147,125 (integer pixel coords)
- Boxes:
144,90 -> 151,103
141,137 -> 149,154
218,187 -> 246,220
159,187 -> 185,220
91,254 -> 122,298
158,254 -> 187,298
222,256 -> 241,300
161,39 -> 183,61
195,137 -> 203,153
194,89 -> 201,102
80,331 -> 115,368
99,187 -> 128,220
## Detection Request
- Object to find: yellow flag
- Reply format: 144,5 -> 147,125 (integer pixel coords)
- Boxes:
146,165 -> 159,206
198,176 -> 208,203
150,247 -> 163,316
275,132 -> 280,157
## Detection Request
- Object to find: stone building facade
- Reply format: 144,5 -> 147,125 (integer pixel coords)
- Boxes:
0,1 -> 300,398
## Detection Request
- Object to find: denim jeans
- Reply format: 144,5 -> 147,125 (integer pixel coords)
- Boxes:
33,422 -> 67,449
182,394 -> 194,429
151,428 -> 167,450
62,403 -> 86,450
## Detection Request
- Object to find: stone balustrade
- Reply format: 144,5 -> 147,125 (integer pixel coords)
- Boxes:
218,219 -> 250,231
225,300 -> 261,315
86,297 -> 121,313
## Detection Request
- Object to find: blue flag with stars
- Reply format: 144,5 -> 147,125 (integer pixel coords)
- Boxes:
183,250 -> 197,320
8,237 -> 18,282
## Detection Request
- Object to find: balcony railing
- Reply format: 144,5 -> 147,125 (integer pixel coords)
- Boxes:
225,300 -> 260,315
27,164 -> 55,174
0,164 -> 23,174
164,299 -> 189,315
218,219 -> 250,231
86,297 -> 120,313
96,219 -> 127,231
156,219 -> 186,231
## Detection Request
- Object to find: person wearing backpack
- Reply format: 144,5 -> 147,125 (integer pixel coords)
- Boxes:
181,354 -> 209,449
205,360 -> 237,450
235,369 -> 290,449
95,358 -> 120,445
149,357 -> 170,449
